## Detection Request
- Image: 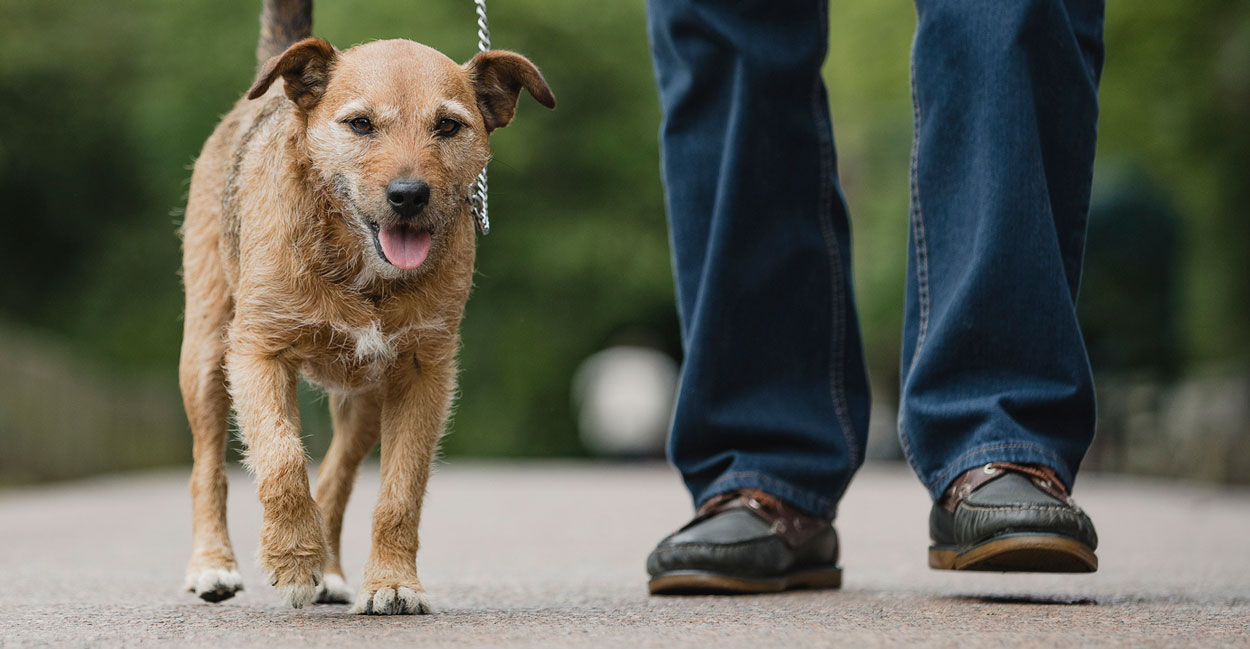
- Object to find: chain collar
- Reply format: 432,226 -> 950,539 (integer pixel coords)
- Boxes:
469,0 -> 492,235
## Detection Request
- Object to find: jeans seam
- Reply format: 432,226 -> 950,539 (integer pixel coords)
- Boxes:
898,419 -> 922,483
811,0 -> 860,494
899,51 -> 931,482
907,60 -> 932,370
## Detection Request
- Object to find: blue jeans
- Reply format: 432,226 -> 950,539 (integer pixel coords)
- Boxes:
647,0 -> 1105,518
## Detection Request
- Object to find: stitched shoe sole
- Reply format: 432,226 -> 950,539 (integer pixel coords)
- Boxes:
929,533 -> 1097,573
648,567 -> 842,595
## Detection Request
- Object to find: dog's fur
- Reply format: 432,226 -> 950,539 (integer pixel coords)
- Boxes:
179,0 -> 554,614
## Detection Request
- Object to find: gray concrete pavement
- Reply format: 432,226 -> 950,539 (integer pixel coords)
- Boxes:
0,461 -> 1247,648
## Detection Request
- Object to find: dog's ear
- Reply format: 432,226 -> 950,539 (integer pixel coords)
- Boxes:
247,38 -> 338,111
463,50 -> 556,132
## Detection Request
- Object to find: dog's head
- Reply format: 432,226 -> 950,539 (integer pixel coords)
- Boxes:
247,38 -> 554,278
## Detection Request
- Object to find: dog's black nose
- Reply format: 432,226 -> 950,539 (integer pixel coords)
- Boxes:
386,179 -> 430,218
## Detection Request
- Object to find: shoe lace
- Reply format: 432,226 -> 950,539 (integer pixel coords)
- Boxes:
941,462 -> 1071,512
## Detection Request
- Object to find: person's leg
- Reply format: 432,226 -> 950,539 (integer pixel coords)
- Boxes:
902,0 -> 1105,570
647,0 -> 870,521
643,0 -> 870,593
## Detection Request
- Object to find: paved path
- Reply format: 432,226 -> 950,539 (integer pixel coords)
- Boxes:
1,462 -> 1247,648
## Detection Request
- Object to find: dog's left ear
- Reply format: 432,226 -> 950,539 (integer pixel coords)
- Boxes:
247,38 -> 338,111
464,51 -> 556,132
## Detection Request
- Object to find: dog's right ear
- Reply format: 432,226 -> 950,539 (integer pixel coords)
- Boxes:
247,38 -> 338,111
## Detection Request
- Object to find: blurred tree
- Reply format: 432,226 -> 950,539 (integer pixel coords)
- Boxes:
1098,1 -> 1250,365
1081,166 -> 1182,377
0,72 -> 147,326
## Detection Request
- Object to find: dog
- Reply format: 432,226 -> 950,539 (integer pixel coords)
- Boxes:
178,0 -> 554,614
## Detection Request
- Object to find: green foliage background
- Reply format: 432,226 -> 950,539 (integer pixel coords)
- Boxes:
0,0 -> 1246,477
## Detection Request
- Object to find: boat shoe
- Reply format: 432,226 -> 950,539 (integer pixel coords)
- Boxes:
647,489 -> 842,594
928,462 -> 1098,573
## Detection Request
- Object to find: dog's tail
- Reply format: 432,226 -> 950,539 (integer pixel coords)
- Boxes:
257,0 -> 313,63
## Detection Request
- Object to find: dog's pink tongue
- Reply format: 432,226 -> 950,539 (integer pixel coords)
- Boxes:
378,225 -> 432,269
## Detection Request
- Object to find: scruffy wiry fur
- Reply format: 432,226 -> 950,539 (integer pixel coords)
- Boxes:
179,3 -> 554,615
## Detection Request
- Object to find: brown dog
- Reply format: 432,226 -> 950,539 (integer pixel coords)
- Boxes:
178,0 -> 554,614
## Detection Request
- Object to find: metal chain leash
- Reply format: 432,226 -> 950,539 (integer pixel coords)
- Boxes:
470,0 -> 491,235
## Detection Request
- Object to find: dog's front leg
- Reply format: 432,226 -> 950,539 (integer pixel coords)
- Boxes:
226,346 -> 328,608
350,343 -> 455,615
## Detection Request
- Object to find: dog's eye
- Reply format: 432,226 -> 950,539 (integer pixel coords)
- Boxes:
434,118 -> 461,137
347,117 -> 374,135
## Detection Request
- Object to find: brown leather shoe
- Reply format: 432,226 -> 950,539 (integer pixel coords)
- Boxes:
646,489 -> 842,595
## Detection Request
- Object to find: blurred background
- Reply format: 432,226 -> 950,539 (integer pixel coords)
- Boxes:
1,1 -> 1247,486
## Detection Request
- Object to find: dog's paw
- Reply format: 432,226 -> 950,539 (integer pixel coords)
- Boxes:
350,583 -> 432,615
315,573 -> 353,604
275,578 -> 321,609
261,551 -> 325,609
264,560 -> 323,609
258,508 -> 329,609
185,567 -> 244,603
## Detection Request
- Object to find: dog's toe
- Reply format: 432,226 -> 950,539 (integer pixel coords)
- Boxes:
395,587 -> 432,614
315,573 -> 353,604
186,568 -> 244,603
371,586 -> 398,615
351,583 -> 432,615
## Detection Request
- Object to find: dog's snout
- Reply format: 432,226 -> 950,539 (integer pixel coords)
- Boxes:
386,179 -> 431,218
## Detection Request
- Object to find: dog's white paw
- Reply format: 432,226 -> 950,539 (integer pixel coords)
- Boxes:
315,573 -> 353,604
350,584 -> 432,615
265,564 -> 322,609
185,568 -> 244,603
275,579 -> 320,609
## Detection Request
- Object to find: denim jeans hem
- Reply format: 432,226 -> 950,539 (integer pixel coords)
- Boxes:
921,443 -> 1075,501
697,471 -> 839,520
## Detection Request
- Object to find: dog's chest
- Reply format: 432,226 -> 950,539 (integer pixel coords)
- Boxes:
295,321 -> 415,391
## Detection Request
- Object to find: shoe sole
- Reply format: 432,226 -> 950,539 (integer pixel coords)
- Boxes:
929,533 -> 1097,573
648,567 -> 842,595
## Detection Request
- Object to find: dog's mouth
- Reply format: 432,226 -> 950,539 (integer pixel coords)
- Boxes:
369,222 -> 432,270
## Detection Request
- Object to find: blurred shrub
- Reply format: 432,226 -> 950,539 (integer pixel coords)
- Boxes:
0,323 -> 185,484
1081,167 -> 1183,377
